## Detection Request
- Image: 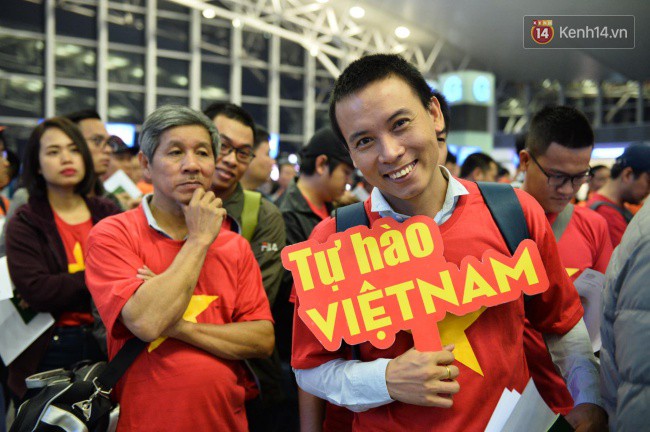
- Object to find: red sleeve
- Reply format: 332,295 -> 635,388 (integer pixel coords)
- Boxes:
588,210 -> 614,274
233,239 -> 274,323
515,190 -> 584,334
85,216 -> 146,341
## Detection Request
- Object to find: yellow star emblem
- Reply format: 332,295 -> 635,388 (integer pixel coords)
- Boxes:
68,242 -> 85,274
438,308 -> 486,376
566,268 -> 579,277
148,295 -> 218,352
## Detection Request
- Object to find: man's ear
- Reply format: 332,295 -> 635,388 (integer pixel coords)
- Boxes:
518,149 -> 531,172
428,96 -> 445,136
621,166 -> 635,183
471,167 -> 484,182
139,151 -> 152,182
315,154 -> 329,175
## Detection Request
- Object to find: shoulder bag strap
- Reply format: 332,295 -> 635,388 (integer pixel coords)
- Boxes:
242,190 -> 262,241
96,338 -> 147,391
551,203 -> 574,241
476,182 -> 530,255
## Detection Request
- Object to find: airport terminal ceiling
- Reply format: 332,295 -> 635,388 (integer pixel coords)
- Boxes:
1,0 -> 648,142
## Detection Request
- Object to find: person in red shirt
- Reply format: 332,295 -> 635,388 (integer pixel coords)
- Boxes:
587,144 -> 650,247
5,117 -> 120,401
291,54 -> 606,432
85,105 -> 274,431
519,106 -> 613,415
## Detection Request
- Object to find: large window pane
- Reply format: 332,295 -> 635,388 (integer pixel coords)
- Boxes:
202,62 -> 230,101
281,39 -> 304,67
315,76 -> 334,104
56,6 -> 96,39
108,51 -> 145,86
280,107 -> 303,135
242,103 -> 268,127
315,110 -> 331,131
158,58 -> 189,89
242,30 -> 268,61
0,0 -> 44,32
0,35 -> 44,75
242,67 -> 268,98
280,72 -> 304,101
55,86 -> 96,116
108,91 -> 144,124
158,18 -> 189,52
0,77 -> 44,117
109,14 -> 145,46
201,25 -> 230,57
56,43 -> 96,81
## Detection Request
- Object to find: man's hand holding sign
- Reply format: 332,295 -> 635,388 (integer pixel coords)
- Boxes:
283,215 -> 550,407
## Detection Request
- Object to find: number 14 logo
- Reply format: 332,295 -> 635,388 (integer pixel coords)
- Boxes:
531,19 -> 554,45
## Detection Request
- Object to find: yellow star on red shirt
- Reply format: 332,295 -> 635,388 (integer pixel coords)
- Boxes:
148,295 -> 218,352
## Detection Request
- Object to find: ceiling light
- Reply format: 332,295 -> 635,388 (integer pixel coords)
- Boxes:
395,26 -> 410,39
202,8 -> 217,19
232,18 -> 242,28
309,45 -> 319,57
349,6 -> 365,19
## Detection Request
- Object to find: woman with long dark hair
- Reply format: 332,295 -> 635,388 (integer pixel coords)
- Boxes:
5,117 -> 120,401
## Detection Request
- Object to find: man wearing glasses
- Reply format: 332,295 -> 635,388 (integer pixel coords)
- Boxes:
204,102 -> 286,432
519,105 -> 613,416
65,109 -> 113,179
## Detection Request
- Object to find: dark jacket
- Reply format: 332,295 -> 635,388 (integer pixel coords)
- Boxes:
222,183 -> 287,407
275,181 -> 333,360
5,194 -> 120,398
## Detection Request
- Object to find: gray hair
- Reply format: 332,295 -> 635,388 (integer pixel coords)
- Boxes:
139,105 -> 220,161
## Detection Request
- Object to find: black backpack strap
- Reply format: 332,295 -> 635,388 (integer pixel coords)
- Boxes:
96,338 -> 146,390
335,202 -> 367,361
476,182 -> 530,255
589,201 -> 634,223
335,202 -> 368,233
551,203 -> 574,242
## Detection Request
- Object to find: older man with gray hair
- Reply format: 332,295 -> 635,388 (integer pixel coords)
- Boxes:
85,105 -> 274,431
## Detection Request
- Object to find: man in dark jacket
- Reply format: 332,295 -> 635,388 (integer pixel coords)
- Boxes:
204,102 -> 286,432
275,127 -> 354,431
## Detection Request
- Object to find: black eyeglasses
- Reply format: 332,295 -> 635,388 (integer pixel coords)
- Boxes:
529,153 -> 592,188
85,134 -> 111,149
219,141 -> 255,163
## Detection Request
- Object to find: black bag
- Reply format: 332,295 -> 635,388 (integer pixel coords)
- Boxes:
10,338 -> 145,432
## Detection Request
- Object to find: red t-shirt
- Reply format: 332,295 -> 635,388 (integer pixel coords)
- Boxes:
291,181 -> 583,431
85,206 -> 273,432
524,205 -> 612,414
53,211 -> 94,327
586,193 -> 628,248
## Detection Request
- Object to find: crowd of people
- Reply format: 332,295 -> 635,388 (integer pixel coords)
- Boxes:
0,53 -> 648,432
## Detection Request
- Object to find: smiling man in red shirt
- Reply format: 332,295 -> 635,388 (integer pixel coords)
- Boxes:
290,54 -> 606,432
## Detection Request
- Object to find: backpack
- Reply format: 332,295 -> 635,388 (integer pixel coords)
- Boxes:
10,338 -> 145,432
334,183 -> 530,359
589,200 -> 633,224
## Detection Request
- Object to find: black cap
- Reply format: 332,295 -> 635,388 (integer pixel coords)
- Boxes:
616,144 -> 650,173
299,127 -> 353,167
108,135 -> 139,156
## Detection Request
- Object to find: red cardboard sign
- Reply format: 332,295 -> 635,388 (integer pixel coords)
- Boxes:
282,216 -> 549,352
